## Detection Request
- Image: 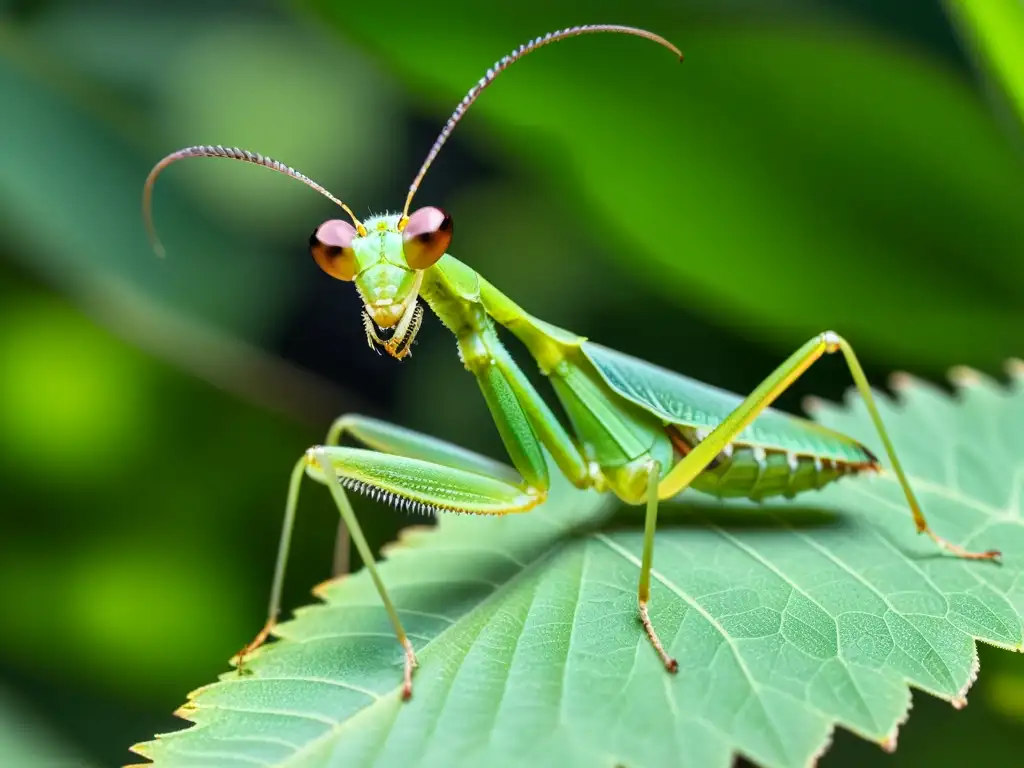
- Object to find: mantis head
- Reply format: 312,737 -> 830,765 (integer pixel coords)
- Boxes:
310,208 -> 452,358
142,25 -> 680,360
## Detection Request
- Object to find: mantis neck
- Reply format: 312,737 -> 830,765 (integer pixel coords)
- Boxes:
420,255 -> 584,376
418,256 -> 485,339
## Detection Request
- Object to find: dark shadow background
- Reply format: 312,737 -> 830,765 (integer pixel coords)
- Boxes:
0,0 -> 1022,765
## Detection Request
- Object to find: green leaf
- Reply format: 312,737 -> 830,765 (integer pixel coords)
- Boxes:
0,16 -> 399,341
132,361 -> 1024,768
945,0 -> 1024,131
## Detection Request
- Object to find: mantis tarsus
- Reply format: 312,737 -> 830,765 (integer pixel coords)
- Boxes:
143,24 -> 1001,701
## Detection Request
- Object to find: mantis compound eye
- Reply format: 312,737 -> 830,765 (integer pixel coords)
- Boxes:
310,219 -> 359,281
402,206 -> 452,270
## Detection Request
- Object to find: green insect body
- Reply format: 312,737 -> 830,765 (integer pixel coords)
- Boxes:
143,25 -> 1000,701
577,342 -> 880,500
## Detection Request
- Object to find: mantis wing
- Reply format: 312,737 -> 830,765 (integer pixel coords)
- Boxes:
581,341 -> 875,464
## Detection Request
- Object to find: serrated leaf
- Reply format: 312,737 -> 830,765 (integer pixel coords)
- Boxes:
132,363 -> 1024,768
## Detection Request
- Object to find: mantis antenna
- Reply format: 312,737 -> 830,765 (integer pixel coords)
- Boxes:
398,24 -> 683,228
143,144 -> 366,258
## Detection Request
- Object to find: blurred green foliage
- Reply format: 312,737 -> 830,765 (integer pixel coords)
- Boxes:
945,0 -> 1024,132
312,0 -> 1024,369
0,0 -> 1021,766
0,687 -> 97,768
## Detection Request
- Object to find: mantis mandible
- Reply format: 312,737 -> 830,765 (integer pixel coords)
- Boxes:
143,24 -> 1001,700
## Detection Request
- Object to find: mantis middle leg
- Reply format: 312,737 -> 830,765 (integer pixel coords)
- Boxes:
322,414 -> 524,577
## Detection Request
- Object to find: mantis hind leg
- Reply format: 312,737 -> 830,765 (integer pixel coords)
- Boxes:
657,331 -> 1000,561
631,331 -> 1002,673
237,421 -> 540,698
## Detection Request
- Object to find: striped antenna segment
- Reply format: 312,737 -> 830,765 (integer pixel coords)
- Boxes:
143,144 -> 364,257
400,24 -> 682,224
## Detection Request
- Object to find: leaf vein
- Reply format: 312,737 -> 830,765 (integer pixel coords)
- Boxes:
778,520 -> 960,691
595,533 -> 798,766
219,676 -> 380,701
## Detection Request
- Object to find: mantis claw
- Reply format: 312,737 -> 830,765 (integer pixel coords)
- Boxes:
638,600 -> 678,673
925,530 -> 1002,562
401,637 -> 418,700
235,617 -> 276,674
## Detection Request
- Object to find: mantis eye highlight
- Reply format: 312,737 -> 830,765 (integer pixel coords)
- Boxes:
310,219 -> 359,281
402,206 -> 452,270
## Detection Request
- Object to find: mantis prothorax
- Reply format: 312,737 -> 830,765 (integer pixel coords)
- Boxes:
143,24 -> 1000,701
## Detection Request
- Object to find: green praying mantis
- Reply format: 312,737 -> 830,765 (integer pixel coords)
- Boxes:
143,24 -> 1001,701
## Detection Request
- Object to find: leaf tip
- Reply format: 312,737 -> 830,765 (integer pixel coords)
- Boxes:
954,648 -> 981,709
880,733 -> 898,753
1006,357 -> 1024,381
173,701 -> 198,719
312,572 -> 350,600
382,523 -> 436,557
888,371 -> 915,393
802,394 -> 824,415
808,724 -> 836,766
126,742 -> 152,761
948,365 -> 983,388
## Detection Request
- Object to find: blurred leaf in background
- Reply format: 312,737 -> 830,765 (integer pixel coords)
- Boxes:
0,0 -> 1022,766
0,687 -> 97,768
945,0 -> 1024,135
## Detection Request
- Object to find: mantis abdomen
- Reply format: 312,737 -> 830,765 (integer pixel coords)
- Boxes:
668,425 -> 879,501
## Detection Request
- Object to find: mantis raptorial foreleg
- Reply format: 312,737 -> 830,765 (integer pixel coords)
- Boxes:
324,414 -> 528,577
325,414 -> 526,483
235,419 -> 541,698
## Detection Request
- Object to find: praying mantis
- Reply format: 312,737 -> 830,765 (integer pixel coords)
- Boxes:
143,24 -> 1001,701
